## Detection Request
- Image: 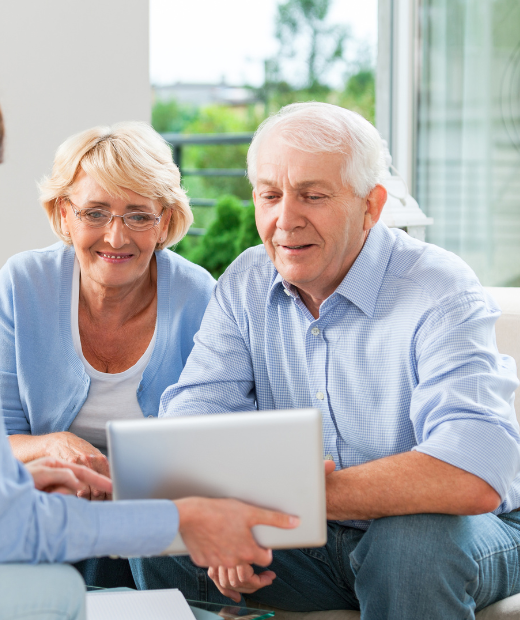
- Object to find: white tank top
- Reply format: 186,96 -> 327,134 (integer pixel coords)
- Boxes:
68,258 -> 157,450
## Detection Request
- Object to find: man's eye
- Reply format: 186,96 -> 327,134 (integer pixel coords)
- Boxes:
307,195 -> 324,201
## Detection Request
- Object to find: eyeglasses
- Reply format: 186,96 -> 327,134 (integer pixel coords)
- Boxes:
68,200 -> 164,232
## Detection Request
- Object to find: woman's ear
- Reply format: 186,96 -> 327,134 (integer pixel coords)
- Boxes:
59,198 -> 71,236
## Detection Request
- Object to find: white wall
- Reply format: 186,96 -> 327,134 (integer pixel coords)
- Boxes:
0,0 -> 150,266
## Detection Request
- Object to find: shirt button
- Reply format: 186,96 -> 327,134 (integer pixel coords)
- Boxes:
284,288 -> 291,296
316,391 -> 324,400
311,327 -> 320,336
147,415 -> 154,419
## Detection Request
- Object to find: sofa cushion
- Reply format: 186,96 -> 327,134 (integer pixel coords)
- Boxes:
485,287 -> 520,424
250,594 -> 520,619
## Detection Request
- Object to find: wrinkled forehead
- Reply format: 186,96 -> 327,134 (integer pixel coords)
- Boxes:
255,132 -> 348,190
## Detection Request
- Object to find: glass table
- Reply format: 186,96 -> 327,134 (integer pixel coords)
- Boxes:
86,586 -> 274,620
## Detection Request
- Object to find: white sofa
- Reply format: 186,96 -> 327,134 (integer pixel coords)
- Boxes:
248,287 -> 520,620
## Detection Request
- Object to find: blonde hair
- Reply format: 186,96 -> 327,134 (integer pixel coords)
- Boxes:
39,121 -> 193,249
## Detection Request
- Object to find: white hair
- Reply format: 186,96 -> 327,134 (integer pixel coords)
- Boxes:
247,102 -> 386,198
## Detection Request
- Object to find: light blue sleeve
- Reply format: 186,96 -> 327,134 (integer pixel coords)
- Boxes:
160,283 -> 257,418
0,260 -> 30,434
411,292 -> 520,499
0,413 -> 178,563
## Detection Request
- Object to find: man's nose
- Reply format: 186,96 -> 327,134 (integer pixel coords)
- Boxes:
276,194 -> 305,231
104,215 -> 129,248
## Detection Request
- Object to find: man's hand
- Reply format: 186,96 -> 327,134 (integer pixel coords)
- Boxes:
206,461 -> 333,602
208,564 -> 277,603
175,497 -> 299,569
25,456 -> 113,497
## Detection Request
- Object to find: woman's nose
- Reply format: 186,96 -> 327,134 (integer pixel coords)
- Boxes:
104,215 -> 128,247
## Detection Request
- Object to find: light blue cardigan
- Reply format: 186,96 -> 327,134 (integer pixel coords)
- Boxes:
0,242 -> 215,435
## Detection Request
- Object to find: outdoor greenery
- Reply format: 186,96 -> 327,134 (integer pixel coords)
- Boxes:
174,196 -> 261,279
155,0 -> 375,276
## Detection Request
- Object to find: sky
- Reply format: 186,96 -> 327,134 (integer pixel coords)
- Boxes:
150,0 -> 378,87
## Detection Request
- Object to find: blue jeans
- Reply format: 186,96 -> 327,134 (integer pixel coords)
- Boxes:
131,512 -> 520,620
73,557 -> 136,589
0,564 -> 86,620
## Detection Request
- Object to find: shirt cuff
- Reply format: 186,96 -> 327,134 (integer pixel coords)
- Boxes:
413,418 -> 520,499
89,499 -> 179,558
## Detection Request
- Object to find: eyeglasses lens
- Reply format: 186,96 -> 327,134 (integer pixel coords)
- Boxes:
81,208 -> 157,231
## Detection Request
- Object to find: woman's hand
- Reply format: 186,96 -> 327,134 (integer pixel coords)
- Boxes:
10,432 -> 110,500
25,456 -> 113,497
175,497 -> 299,570
207,564 -> 277,603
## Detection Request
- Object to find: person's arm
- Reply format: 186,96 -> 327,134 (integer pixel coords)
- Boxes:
1,420 -> 299,566
327,292 -> 519,519
160,284 -> 257,417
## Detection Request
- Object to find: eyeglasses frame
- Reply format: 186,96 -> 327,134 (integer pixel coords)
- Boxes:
66,199 -> 164,232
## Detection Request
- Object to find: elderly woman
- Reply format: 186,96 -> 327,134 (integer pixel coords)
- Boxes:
1,121 -> 215,586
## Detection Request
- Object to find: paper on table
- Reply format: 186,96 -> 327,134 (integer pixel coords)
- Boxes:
86,588 -> 196,620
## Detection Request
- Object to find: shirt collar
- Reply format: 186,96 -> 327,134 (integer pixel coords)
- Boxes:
334,221 -> 395,317
267,221 -> 395,317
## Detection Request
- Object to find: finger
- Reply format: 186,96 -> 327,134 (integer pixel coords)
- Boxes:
219,587 -> 242,603
218,566 -> 231,589
90,490 -> 107,502
35,468 -> 83,494
256,570 -> 277,587
324,460 -> 336,475
77,486 -> 92,500
250,546 -> 273,568
88,456 -> 110,477
209,569 -> 241,603
61,463 -> 112,494
236,564 -> 255,582
227,567 -> 241,588
253,507 -> 300,530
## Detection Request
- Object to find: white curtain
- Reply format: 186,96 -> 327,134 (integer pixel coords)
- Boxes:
416,0 -> 520,285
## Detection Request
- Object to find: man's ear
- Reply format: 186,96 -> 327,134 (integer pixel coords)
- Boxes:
363,185 -> 387,231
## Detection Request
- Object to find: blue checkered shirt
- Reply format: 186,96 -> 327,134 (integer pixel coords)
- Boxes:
161,222 -> 520,528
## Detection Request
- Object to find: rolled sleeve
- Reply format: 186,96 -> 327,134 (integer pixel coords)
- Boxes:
411,293 -> 520,498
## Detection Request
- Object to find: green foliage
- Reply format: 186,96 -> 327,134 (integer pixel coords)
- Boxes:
173,195 -> 261,279
338,70 -> 375,125
273,0 -> 350,91
151,99 -> 199,133
181,105 -> 263,200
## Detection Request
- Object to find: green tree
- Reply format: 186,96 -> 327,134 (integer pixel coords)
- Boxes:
151,99 -> 199,134
174,195 -> 261,279
273,0 -> 349,91
338,69 -> 375,124
181,105 -> 262,200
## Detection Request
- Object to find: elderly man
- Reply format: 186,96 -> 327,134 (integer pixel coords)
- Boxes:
132,102 -> 520,619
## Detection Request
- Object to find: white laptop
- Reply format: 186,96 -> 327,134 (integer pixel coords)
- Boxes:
107,408 -> 327,554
